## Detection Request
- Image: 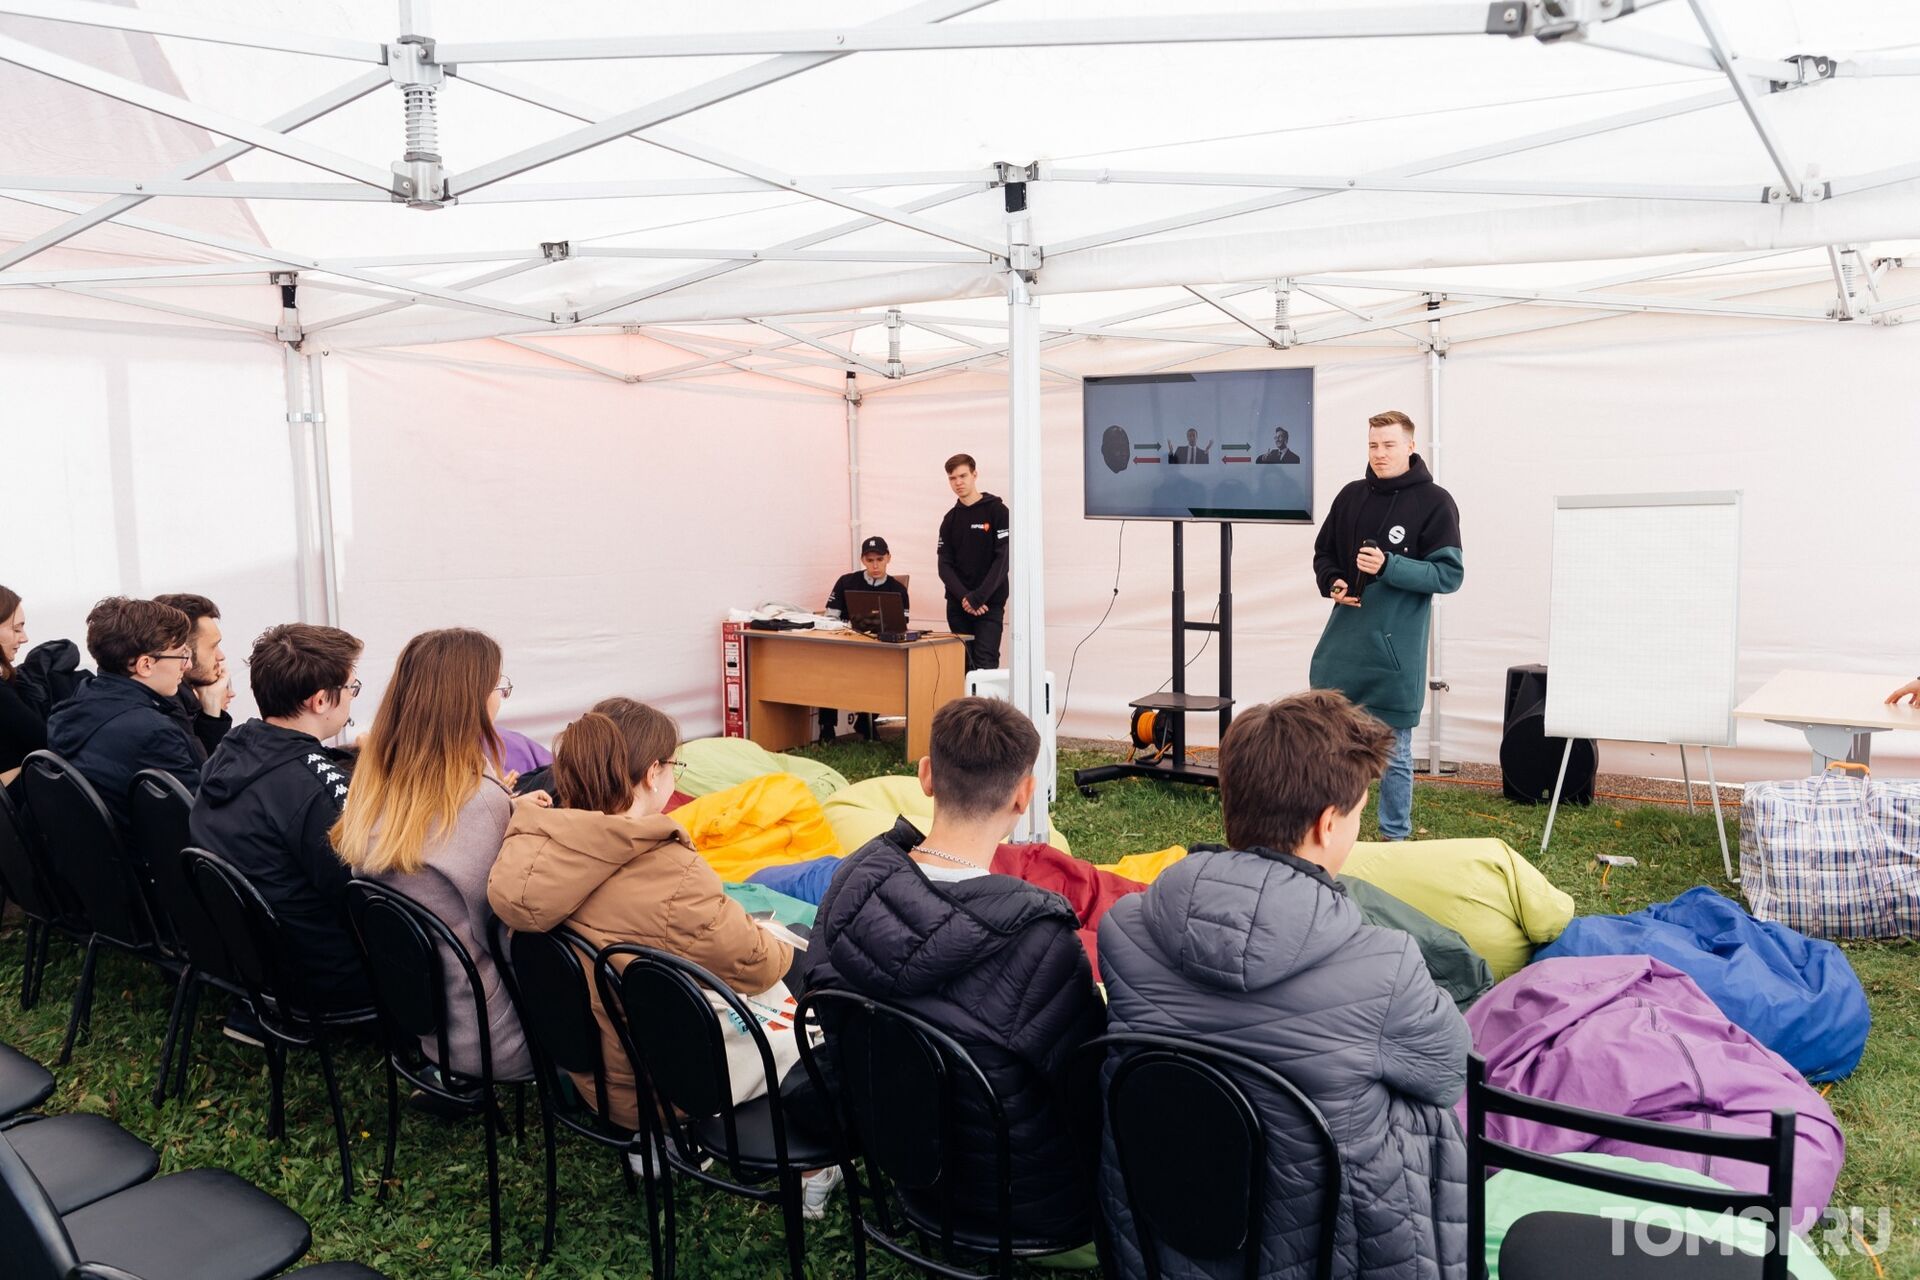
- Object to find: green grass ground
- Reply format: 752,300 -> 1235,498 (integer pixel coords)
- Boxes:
1,741 -> 1912,1277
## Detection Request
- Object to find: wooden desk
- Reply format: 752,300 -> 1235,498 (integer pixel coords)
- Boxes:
743,630 -> 968,762
1734,669 -> 1920,770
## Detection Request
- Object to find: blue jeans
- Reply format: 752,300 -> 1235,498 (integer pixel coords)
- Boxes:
1378,725 -> 1415,840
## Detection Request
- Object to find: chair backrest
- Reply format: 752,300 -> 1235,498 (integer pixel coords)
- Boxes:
1085,1032 -> 1341,1280
180,847 -> 306,1023
345,879 -> 495,1085
600,944 -> 791,1173
0,1129 -> 81,1280
795,986 -> 1014,1262
0,785 -> 62,925
494,922 -> 613,1120
1466,1053 -> 1796,1280
18,751 -> 155,947
125,769 -> 198,956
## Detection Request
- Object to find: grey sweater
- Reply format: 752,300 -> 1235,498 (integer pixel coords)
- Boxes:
367,779 -> 532,1081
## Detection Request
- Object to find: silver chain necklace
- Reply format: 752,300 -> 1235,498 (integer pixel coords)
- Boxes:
912,843 -> 980,869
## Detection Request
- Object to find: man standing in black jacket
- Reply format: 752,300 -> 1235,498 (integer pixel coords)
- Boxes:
936,454 -> 1011,672
153,593 -> 233,758
189,622 -> 369,1011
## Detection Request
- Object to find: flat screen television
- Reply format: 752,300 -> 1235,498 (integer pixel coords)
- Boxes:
1082,368 -> 1313,523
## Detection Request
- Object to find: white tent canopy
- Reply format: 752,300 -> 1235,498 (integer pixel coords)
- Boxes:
9,1 -> 1920,838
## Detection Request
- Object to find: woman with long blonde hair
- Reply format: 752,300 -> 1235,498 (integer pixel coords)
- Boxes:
334,627 -> 533,1080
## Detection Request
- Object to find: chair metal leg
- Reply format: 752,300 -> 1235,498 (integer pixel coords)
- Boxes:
779,1168 -> 809,1280
58,935 -> 100,1065
170,981 -> 203,1098
315,1038 -> 354,1203
151,966 -> 195,1107
379,1059 -> 401,1202
844,1159 -> 869,1280
482,1088 -> 502,1265
536,1077 -> 558,1262
266,1041 -> 287,1139
18,920 -> 39,1010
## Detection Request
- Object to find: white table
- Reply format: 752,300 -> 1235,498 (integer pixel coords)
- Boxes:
1734,670 -> 1920,772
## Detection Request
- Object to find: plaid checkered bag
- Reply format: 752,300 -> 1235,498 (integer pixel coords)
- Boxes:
1739,767 -> 1920,939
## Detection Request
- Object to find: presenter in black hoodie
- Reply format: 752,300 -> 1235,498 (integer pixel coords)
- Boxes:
936,453 -> 1011,672
189,622 -> 369,1010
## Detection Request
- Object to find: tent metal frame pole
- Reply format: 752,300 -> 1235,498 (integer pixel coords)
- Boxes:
1685,0 -> 1806,198
306,350 -> 341,628
0,0 -> 386,61
432,5 -> 1666,63
0,69 -> 387,272
283,345 -> 317,624
1047,86 -> 1739,255
1422,316 -> 1454,777
846,375 -> 864,566
1006,180 -> 1051,844
441,0 -> 998,198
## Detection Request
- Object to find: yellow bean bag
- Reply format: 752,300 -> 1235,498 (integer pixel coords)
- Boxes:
1102,846 -> 1188,884
674,774 -> 843,881
821,774 -> 1073,858
677,736 -> 849,803
1341,838 -> 1575,980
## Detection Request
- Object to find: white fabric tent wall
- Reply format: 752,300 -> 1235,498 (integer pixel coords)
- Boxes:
5,316 -> 299,726
315,343 -> 849,745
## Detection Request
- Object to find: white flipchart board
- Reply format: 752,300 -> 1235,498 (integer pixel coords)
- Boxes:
1546,492 -> 1741,748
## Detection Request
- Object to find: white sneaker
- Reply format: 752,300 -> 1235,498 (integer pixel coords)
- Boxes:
629,1140 -> 711,1178
801,1165 -> 843,1220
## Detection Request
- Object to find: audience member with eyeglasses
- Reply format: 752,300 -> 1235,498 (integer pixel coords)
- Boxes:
334,628 -> 536,1080
189,622 -> 373,1013
47,596 -> 206,827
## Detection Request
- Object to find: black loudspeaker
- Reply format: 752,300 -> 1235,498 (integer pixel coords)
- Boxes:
1500,663 -> 1597,805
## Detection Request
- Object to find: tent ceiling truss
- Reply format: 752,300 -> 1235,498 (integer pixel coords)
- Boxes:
2,0 -> 1918,390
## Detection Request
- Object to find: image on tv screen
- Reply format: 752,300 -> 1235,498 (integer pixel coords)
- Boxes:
1082,368 -> 1314,523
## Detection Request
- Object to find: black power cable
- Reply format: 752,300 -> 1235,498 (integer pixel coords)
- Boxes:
1055,521 -> 1126,728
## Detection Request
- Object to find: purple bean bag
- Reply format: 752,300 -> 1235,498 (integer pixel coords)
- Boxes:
1464,955 -> 1844,1232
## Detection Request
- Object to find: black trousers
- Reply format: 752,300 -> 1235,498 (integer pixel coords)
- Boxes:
946,599 -> 1004,671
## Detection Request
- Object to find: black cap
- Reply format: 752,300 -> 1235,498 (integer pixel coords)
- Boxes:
860,536 -> 889,556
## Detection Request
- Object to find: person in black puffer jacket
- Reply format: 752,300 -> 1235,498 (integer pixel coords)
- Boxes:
806,697 -> 1104,1247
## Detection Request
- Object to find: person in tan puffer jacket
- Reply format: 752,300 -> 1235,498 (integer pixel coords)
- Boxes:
487,697 -> 790,1131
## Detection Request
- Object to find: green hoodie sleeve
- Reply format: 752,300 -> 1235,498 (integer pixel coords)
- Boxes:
1381,544 -> 1463,596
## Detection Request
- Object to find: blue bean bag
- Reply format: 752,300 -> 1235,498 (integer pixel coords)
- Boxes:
1534,886 -> 1869,1081
747,854 -> 844,906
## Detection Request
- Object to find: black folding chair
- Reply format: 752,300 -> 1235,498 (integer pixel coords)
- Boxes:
489,920 -> 643,1262
123,769 -> 233,1107
180,848 -> 373,1203
0,1126 -> 312,1280
602,944 -> 849,1280
1467,1053 -> 1799,1280
17,752 -> 178,1066
795,986 -> 1099,1280
1079,1032 -> 1342,1280
344,880 -> 530,1264
0,784 -> 79,1011
74,1266 -> 392,1280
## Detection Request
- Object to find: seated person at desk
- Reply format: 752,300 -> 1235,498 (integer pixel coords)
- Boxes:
819,535 -> 910,742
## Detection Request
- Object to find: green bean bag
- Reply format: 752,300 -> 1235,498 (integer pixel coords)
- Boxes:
677,736 -> 849,804
1341,838 -> 1574,979
1485,1152 -> 1835,1279
821,774 -> 1072,858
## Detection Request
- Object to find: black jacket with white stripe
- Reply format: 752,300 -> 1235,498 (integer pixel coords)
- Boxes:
189,718 -> 368,1009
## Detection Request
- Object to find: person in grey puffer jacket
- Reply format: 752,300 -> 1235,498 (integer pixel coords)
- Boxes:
1097,690 -> 1470,1280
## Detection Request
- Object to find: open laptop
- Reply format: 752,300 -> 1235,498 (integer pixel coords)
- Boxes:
844,589 -> 916,641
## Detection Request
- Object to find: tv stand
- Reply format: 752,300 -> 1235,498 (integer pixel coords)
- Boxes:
1075,522 -> 1235,796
